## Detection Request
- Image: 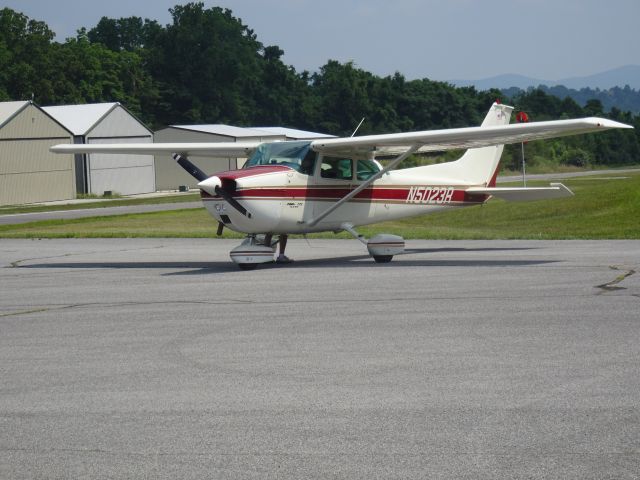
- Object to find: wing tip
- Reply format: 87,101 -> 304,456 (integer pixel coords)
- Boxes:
585,117 -> 634,129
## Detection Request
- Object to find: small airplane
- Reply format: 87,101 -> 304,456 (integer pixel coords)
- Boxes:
51,103 -> 632,269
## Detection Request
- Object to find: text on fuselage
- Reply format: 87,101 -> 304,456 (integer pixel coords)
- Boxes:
406,186 -> 454,204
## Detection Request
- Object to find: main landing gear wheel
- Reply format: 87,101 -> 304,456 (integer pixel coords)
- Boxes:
367,234 -> 405,264
340,224 -> 405,265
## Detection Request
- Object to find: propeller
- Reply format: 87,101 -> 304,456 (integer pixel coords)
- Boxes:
209,181 -> 252,218
173,153 -> 252,218
172,153 -> 208,182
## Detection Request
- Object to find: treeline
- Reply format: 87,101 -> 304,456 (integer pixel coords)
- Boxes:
1,3 -> 639,169
503,85 -> 640,115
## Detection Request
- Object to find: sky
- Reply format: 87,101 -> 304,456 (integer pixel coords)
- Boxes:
6,0 -> 640,81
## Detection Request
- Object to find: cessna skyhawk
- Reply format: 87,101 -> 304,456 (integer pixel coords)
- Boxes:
51,103 -> 632,269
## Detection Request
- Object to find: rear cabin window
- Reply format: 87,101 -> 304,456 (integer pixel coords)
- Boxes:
356,160 -> 380,181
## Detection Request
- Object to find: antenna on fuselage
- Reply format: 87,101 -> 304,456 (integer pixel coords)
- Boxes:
351,117 -> 365,137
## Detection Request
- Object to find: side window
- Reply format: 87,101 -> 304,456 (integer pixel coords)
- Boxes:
320,157 -> 353,180
356,160 -> 380,181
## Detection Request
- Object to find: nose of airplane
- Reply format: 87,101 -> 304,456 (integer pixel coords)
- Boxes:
197,176 -> 222,196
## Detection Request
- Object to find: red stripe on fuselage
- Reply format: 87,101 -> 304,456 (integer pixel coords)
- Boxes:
200,166 -> 491,204
201,186 -> 489,204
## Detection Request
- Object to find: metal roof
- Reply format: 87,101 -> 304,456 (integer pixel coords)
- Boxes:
42,103 -> 119,135
251,126 -> 336,139
168,124 -> 281,138
0,101 -> 30,128
168,124 -> 335,140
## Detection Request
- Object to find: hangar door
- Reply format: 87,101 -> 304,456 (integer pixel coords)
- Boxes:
85,106 -> 155,196
87,137 -> 155,195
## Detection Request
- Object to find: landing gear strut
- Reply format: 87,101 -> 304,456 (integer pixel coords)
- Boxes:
264,234 -> 292,264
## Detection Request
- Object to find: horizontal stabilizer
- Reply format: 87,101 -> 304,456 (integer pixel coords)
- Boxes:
465,183 -> 573,201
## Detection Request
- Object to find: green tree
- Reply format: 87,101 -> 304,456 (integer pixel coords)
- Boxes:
253,45 -> 315,129
49,32 -> 157,118
311,60 -> 377,135
88,16 -> 162,51
1,5 -> 637,168
142,2 -> 265,126
0,8 -> 56,102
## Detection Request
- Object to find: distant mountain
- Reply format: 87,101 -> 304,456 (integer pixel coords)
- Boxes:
557,66 -> 640,90
450,65 -> 640,91
501,84 -> 640,114
451,74 -> 548,91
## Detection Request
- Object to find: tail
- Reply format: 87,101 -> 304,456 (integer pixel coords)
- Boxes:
409,102 -> 513,186
455,102 -> 513,186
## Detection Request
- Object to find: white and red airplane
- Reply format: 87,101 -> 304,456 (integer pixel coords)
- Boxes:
52,103 -> 632,269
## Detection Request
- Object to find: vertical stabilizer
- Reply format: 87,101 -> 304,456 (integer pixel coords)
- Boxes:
453,102 -> 513,185
405,102 -> 514,186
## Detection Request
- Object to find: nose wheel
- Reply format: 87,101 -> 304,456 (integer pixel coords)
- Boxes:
231,234 -> 292,270
373,255 -> 394,263
238,263 -> 259,271
230,235 -> 275,269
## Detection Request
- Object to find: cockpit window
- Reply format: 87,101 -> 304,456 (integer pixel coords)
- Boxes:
244,140 -> 316,175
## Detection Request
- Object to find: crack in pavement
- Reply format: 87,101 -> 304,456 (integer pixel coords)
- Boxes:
3,289 -> 634,319
0,304 -> 79,318
595,265 -> 636,292
7,253 -> 73,268
5,245 -> 166,268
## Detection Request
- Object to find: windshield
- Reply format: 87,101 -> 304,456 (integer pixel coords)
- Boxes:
244,141 -> 313,173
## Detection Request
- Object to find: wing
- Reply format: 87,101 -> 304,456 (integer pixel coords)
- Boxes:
310,117 -> 633,157
50,117 -> 632,159
49,141 -> 262,157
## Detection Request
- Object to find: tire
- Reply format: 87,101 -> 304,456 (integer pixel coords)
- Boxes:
373,255 -> 393,263
238,263 -> 258,271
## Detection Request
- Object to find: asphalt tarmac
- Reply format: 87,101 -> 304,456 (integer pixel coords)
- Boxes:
1,238 -> 639,479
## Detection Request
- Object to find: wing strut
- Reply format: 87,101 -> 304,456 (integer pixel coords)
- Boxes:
305,144 -> 420,227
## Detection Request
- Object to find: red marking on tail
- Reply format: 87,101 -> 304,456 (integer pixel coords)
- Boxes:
488,163 -> 501,187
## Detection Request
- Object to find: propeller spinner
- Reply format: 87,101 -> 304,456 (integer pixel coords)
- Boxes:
173,153 -> 252,218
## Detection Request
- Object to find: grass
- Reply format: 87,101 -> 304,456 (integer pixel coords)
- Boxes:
0,208 -> 228,239
1,173 -> 638,240
356,174 -> 640,240
76,192 -> 122,199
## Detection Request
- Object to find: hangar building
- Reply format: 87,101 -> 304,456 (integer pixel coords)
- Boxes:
153,125 -> 335,191
0,100 -> 75,206
42,103 -> 155,196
